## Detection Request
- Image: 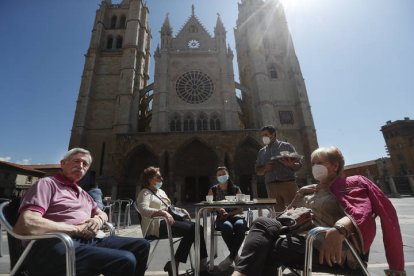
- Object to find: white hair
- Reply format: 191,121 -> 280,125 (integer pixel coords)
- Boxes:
62,148 -> 92,164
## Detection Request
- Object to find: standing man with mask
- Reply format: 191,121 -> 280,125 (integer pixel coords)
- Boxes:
255,125 -> 302,212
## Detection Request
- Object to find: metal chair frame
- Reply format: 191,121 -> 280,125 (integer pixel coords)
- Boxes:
133,201 -> 193,276
0,201 -> 115,276
0,201 -> 75,276
111,199 -> 133,230
277,226 -> 370,276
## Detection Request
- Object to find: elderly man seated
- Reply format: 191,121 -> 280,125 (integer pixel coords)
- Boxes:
14,148 -> 150,276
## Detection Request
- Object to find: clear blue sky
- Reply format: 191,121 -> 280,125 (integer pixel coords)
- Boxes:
1,0 -> 413,165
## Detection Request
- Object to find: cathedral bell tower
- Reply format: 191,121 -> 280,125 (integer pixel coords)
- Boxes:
69,0 -> 151,176
235,0 -> 318,178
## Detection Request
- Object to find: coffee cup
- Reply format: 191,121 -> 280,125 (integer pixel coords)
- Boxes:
236,194 -> 245,202
225,195 -> 236,202
206,195 -> 214,203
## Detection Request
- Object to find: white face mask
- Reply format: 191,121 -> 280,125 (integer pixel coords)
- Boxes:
155,181 -> 163,189
217,174 -> 229,184
262,136 -> 271,145
312,164 -> 328,182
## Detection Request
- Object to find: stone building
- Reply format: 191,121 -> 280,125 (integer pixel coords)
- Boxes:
69,0 -> 318,202
381,117 -> 414,176
380,117 -> 414,195
0,161 -> 45,198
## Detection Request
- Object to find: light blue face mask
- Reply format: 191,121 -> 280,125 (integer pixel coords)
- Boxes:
155,181 -> 163,189
217,175 -> 229,184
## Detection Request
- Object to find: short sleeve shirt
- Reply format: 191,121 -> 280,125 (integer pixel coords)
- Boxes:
19,173 -> 98,225
255,140 -> 297,184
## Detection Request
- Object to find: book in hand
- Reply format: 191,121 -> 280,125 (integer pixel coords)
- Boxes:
271,151 -> 303,161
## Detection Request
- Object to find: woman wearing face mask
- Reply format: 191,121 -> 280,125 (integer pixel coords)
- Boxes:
136,166 -> 209,276
231,147 -> 405,276
207,166 -> 247,271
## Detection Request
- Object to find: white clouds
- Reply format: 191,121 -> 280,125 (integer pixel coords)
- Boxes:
0,156 -> 32,165
17,159 -> 31,165
0,156 -> 12,162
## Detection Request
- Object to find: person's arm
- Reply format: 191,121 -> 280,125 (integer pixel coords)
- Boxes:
286,184 -> 317,209
363,177 -> 405,273
278,144 -> 302,171
227,208 -> 243,217
255,149 -> 273,176
13,210 -> 84,236
84,207 -> 109,232
228,188 -> 244,216
318,216 -> 354,267
137,189 -> 174,225
256,163 -> 273,175
278,158 -> 301,171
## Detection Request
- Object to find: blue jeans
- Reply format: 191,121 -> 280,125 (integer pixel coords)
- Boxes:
215,216 -> 247,258
26,235 -> 150,276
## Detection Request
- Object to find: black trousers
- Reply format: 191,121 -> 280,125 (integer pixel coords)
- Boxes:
237,217 -> 317,276
159,220 -> 208,263
235,217 -> 359,276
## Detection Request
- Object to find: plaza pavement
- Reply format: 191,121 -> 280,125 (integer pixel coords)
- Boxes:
0,197 -> 413,276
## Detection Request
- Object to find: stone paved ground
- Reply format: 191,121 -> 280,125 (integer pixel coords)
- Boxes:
0,197 -> 413,275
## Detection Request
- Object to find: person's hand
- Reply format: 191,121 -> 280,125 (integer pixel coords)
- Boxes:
74,221 -> 98,239
279,157 -> 298,168
218,208 -> 229,219
228,208 -> 243,218
385,269 -> 407,276
85,217 -> 103,232
163,210 -> 175,225
264,162 -> 273,172
318,228 -> 345,267
182,208 -> 191,219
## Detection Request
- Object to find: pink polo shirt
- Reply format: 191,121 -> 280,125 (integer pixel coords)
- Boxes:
19,173 -> 98,225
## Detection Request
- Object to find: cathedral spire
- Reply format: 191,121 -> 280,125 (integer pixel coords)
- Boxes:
214,13 -> 225,35
191,4 -> 195,16
161,13 -> 172,35
161,13 -> 172,48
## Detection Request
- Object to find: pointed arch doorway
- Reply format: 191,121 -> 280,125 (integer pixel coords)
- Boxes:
121,145 -> 159,199
174,139 -> 218,203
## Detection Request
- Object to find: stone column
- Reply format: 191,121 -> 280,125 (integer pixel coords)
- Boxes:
407,175 -> 414,195
388,176 -> 400,197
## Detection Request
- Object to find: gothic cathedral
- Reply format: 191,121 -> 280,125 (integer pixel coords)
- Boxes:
69,0 -> 318,202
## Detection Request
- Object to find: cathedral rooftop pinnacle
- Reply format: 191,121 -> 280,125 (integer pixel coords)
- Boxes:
214,13 -> 225,35
175,5 -> 212,38
161,13 -> 172,35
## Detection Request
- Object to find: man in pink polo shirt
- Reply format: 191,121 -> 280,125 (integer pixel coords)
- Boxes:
14,148 -> 150,276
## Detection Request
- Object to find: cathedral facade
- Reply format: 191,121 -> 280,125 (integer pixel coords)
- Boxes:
69,0 -> 318,202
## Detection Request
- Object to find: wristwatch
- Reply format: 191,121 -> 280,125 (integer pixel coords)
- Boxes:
333,224 -> 349,238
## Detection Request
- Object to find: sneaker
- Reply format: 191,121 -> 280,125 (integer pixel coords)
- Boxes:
217,256 -> 233,271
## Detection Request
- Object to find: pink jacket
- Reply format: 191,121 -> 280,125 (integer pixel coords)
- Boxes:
330,175 -> 404,271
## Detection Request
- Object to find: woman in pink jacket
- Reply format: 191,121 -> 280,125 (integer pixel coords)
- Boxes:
231,146 -> 405,276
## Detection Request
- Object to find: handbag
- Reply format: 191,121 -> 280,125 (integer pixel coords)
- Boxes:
167,206 -> 188,221
277,207 -> 313,233
147,188 -> 189,221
